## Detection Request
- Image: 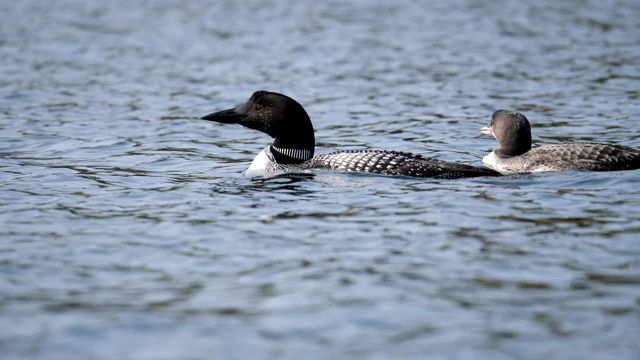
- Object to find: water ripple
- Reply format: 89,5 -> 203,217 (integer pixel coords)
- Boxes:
1,0 -> 640,359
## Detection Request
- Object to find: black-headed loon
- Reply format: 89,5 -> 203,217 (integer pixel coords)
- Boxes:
480,110 -> 640,174
200,90 -> 500,179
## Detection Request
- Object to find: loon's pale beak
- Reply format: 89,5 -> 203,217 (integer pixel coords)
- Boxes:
479,125 -> 493,136
200,108 -> 247,124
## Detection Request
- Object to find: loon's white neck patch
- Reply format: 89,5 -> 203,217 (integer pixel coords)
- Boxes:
244,146 -> 311,178
482,151 -> 500,170
271,146 -> 312,161
245,147 -> 272,177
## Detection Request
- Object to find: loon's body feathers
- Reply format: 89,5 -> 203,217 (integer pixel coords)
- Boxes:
485,143 -> 640,173
202,91 -> 500,179
480,110 -> 640,174
308,149 -> 497,179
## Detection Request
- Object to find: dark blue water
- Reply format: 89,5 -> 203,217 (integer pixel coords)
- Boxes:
1,0 -> 639,359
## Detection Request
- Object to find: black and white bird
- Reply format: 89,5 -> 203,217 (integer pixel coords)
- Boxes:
200,91 -> 499,179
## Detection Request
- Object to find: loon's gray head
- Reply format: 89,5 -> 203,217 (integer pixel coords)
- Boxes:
200,90 -> 315,164
480,110 -> 532,157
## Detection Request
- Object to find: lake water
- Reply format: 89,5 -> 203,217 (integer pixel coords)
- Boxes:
1,0 -> 639,359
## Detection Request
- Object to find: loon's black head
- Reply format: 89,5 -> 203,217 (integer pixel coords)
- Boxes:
480,110 -> 532,157
201,90 -> 315,164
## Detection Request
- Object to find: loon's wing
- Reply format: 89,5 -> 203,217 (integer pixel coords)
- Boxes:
308,150 -> 500,179
525,144 -> 640,171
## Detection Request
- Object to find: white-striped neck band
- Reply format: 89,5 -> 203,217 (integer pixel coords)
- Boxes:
271,146 -> 312,161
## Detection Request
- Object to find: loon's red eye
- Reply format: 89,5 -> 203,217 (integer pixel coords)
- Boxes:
254,104 -> 263,112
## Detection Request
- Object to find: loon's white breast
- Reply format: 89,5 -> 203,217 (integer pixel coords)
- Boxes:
245,146 -> 273,177
481,151 -> 500,171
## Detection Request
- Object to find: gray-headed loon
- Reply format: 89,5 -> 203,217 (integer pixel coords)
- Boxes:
480,110 -> 640,174
200,91 -> 500,179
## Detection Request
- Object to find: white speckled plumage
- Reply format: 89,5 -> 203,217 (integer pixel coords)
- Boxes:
308,150 -> 494,179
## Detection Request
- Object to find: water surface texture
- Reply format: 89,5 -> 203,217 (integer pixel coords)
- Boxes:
1,0 -> 640,359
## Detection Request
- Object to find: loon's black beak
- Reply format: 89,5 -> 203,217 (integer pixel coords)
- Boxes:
200,108 -> 247,124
